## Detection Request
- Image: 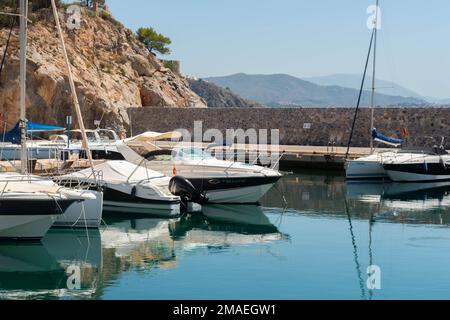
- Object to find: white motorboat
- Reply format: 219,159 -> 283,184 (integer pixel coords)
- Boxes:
346,147 -> 450,181
60,161 -> 181,216
115,134 -> 283,204
0,173 -> 97,240
66,129 -> 124,160
1,173 -> 103,229
0,0 -> 101,240
383,149 -> 450,182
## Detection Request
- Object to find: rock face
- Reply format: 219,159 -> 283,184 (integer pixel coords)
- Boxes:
0,8 -> 206,133
188,78 -> 265,108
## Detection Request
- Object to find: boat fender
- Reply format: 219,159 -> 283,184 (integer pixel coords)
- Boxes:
131,186 -> 137,197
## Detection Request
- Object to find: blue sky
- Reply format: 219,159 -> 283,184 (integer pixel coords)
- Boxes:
107,0 -> 450,98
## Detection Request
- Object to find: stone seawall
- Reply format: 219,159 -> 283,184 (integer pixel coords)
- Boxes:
129,107 -> 450,148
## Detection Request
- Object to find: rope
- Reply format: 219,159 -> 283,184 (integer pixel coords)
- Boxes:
0,5 -> 16,81
82,201 -> 90,246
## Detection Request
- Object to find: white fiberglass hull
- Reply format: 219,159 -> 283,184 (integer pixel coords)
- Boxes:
346,160 -> 387,180
53,190 -> 104,228
345,152 -> 397,180
0,215 -> 56,241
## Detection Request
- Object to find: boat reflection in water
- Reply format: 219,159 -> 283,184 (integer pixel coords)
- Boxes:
98,206 -> 286,293
0,229 -> 102,300
102,205 -> 285,268
262,171 -> 450,226
101,212 -> 178,274
169,204 -> 286,245
346,180 -> 450,225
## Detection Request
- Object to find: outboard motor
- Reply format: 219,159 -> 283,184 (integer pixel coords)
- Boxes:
169,176 -> 208,209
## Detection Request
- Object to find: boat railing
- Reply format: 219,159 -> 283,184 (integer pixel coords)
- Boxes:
127,156 -> 167,185
53,168 -> 104,191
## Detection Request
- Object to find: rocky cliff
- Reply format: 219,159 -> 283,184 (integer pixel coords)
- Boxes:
0,7 -> 206,133
188,78 -> 265,108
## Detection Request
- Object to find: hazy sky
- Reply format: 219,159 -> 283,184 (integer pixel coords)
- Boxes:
107,0 -> 450,98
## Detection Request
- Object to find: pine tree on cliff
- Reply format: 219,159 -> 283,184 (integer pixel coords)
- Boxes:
136,27 -> 172,56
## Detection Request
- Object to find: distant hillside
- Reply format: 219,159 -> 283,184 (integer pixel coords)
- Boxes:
304,74 -> 423,99
205,73 -> 427,107
424,96 -> 450,105
188,78 -> 265,108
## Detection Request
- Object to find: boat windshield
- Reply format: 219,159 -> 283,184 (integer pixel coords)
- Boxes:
69,131 -> 98,143
174,148 -> 214,160
97,130 -> 118,143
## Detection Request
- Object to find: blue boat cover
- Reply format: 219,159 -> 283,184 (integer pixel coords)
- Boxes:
2,121 -> 65,144
372,129 -> 403,147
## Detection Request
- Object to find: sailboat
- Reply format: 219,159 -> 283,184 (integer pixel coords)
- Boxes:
0,0 -> 103,239
345,1 -> 444,181
0,0 -> 99,240
344,0 -> 393,181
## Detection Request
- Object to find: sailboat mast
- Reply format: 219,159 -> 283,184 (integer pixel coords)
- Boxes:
370,0 -> 379,152
50,0 -> 96,178
19,0 -> 28,174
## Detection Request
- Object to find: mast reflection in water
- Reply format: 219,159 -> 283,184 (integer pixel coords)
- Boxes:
2,171 -> 450,299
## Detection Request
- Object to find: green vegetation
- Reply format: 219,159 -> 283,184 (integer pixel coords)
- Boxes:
0,0 -> 63,27
163,60 -> 179,74
136,27 -> 171,55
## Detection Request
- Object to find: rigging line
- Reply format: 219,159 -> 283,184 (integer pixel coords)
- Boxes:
0,16 -> 15,81
345,28 -> 376,160
370,0 -> 380,153
344,196 -> 367,300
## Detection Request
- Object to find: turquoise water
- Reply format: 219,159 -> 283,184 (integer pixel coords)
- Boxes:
2,171 -> 450,299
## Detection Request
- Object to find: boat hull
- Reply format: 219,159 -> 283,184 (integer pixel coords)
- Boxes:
52,190 -> 104,228
385,162 -> 450,182
346,159 -> 388,180
0,215 -> 56,241
0,198 -> 75,216
102,187 -> 180,217
0,198 -> 75,241
188,176 -> 281,204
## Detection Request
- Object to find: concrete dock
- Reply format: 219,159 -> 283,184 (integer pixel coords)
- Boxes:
0,145 -> 390,174
152,141 -> 390,170
218,145 -> 389,170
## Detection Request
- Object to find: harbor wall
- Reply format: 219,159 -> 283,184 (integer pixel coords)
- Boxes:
129,107 -> 450,148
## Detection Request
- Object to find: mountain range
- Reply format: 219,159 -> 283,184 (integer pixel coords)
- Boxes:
188,78 -> 265,108
305,74 -> 450,104
204,73 -> 433,107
